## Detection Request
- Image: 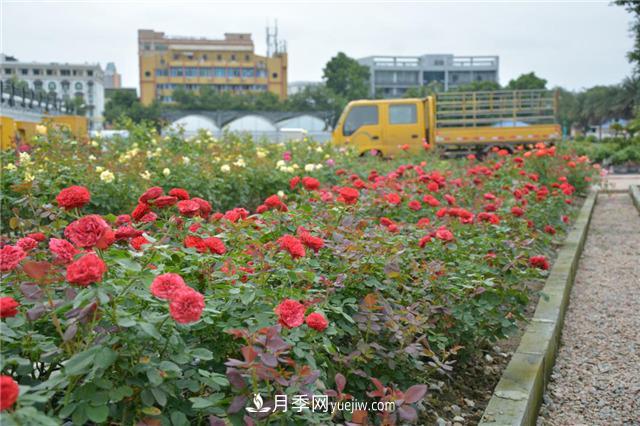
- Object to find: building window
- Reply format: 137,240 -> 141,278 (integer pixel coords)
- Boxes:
242,68 -> 254,78
230,54 -> 236,61
145,71 -> 151,77
272,72 -> 278,79
256,69 -> 267,78
343,105 -> 379,136
170,67 -> 184,77
173,53 -> 180,60
230,67 -> 241,77
87,70 -> 93,76
217,54 -> 222,61
20,69 -> 28,75
244,54 -> 250,61
4,68 -> 12,74
202,54 -> 208,61
156,69 -> 169,77
214,67 -> 226,77
75,82 -> 83,90
33,69 -> 41,75
434,59 -> 445,66
389,104 -> 417,125
34,80 -> 43,90
48,82 -> 57,91
46,69 -> 54,76
61,69 -> 71,76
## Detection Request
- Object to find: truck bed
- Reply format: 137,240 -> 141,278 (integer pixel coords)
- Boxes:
435,124 -> 561,146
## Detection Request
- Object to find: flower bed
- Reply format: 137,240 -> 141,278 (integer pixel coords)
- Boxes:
0,137 -> 598,425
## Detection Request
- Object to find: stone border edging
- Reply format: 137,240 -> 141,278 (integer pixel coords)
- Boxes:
630,185 -> 640,213
478,191 -> 598,426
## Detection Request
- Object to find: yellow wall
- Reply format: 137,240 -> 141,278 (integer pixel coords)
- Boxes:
0,115 -> 88,150
139,48 -> 288,105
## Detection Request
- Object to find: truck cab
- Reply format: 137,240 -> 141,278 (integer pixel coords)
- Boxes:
332,98 -> 429,157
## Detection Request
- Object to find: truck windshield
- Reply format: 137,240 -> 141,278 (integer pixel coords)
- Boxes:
343,105 -> 378,136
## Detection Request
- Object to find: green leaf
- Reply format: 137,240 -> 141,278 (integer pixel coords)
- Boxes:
150,387 -> 167,406
86,404 -> 109,423
64,347 -> 98,376
116,258 -> 142,272
116,316 -> 137,328
94,348 -> 117,369
139,322 -> 163,340
171,411 -> 189,426
109,386 -> 133,402
146,368 -> 163,386
191,348 -> 213,360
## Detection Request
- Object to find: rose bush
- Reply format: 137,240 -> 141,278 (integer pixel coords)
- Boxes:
0,132 -> 599,424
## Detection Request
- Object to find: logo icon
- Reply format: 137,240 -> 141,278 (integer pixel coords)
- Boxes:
246,393 -> 271,413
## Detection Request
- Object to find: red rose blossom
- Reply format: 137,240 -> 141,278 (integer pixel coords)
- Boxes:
302,176 -> 320,190
56,186 -> 90,210
131,203 -> 150,221
305,312 -> 328,331
203,237 -> 226,255
49,238 -> 78,264
0,297 -> 20,318
435,227 -> 454,242
150,273 -> 187,300
529,255 -> 549,270
296,227 -> 324,253
277,235 -> 306,259
177,200 -> 201,217
16,237 -> 38,252
27,232 -> 46,242
274,299 -> 305,328
64,215 -> 114,249
0,245 -> 26,272
169,288 -> 205,324
131,236 -> 150,251
153,195 -> 178,208
66,253 -> 107,286
0,375 -> 19,411
192,198 -> 212,217
337,187 -> 359,204
139,187 -> 163,204
169,188 -> 190,200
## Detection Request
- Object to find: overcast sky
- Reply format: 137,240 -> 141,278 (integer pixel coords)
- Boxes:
0,0 -> 634,92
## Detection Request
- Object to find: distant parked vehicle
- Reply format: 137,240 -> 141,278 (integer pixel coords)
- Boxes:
332,89 -> 561,157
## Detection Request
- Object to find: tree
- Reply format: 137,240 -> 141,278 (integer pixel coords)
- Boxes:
507,72 -> 547,90
403,81 -> 444,98
322,52 -> 370,100
103,90 -> 161,126
452,80 -> 501,92
616,0 -> 640,74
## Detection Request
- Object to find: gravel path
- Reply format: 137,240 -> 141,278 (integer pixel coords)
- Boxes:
538,193 -> 640,425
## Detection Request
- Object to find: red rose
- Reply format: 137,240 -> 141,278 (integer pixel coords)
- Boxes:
177,200 -> 201,217
302,177 -> 320,191
385,193 -> 401,205
529,255 -> 549,270
416,217 -> 430,228
191,197 -> 212,217
444,194 -> 456,205
66,253 -> 107,286
139,187 -> 163,204
169,188 -> 189,200
49,238 -> 78,264
203,237 -> 226,255
422,194 -> 440,207
114,225 -> 144,241
408,200 -> 422,211
435,227 -> 454,242
544,225 -> 556,235
116,214 -> 131,226
337,187 -> 359,204
139,212 -> 158,223
223,208 -> 249,222
256,205 -> 268,214
0,297 -> 20,318
56,186 -> 90,210
305,312 -> 328,331
131,203 -> 150,221
150,273 -> 186,300
169,288 -> 205,324
297,227 -> 324,253
27,232 -> 46,242
511,206 -> 525,217
153,195 -> 178,208
277,235 -> 306,259
131,236 -> 150,251
265,195 -> 287,212
274,299 -> 305,328
64,215 -> 114,249
419,235 -> 433,248
0,375 -> 19,411
0,245 -> 26,272
16,237 -> 38,252
427,181 -> 439,192
289,176 -> 300,190
184,235 -> 207,253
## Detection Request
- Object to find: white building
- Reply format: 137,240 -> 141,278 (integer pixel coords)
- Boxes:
0,54 -> 106,129
288,81 -> 322,95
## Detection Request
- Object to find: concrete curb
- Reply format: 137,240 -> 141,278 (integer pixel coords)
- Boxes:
478,191 -> 598,426
630,185 -> 640,213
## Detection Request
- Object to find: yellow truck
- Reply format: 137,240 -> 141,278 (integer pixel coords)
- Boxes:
331,89 -> 561,157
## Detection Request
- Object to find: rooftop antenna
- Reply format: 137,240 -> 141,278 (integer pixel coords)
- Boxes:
266,20 -> 282,57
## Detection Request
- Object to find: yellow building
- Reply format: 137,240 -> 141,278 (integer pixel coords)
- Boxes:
138,29 -> 288,106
